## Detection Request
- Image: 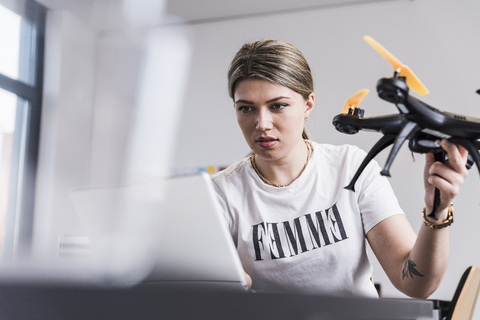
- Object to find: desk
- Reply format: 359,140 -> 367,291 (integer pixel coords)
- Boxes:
0,284 -> 435,319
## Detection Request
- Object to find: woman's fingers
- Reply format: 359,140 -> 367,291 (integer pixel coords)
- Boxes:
440,139 -> 469,177
425,139 -> 469,204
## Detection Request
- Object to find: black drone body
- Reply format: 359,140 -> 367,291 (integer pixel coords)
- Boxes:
332,38 -> 480,220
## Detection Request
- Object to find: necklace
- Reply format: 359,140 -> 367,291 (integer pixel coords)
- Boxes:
250,140 -> 312,188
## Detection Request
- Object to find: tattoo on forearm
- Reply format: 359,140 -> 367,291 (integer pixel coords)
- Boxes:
402,257 -> 424,280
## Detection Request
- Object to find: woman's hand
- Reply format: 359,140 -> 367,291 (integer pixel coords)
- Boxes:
423,139 -> 469,215
244,270 -> 252,288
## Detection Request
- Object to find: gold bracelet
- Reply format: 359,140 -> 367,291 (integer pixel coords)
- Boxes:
422,203 -> 454,229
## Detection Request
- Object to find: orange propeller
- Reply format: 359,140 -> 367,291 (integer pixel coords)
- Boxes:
363,36 -> 429,96
340,89 -> 369,114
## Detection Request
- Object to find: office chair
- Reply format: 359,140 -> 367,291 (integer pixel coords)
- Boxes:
444,266 -> 480,320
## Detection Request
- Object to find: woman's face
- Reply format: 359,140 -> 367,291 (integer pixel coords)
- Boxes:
234,79 -> 314,163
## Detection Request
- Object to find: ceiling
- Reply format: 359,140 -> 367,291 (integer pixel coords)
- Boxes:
164,0 -> 397,24
33,0 -> 400,31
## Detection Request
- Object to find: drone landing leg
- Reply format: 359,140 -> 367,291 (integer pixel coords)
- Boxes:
344,133 -> 397,192
381,121 -> 421,177
428,151 -> 445,220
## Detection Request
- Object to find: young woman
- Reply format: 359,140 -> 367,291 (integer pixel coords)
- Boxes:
211,40 -> 469,298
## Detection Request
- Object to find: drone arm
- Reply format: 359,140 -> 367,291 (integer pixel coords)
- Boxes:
381,121 -> 422,177
345,133 -> 397,192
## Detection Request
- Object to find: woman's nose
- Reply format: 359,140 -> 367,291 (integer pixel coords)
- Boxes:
256,109 -> 273,131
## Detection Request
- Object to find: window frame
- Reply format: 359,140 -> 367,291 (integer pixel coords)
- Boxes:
0,0 -> 46,258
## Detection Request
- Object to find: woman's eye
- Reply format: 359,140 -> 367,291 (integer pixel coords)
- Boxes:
238,106 -> 253,113
271,103 -> 287,111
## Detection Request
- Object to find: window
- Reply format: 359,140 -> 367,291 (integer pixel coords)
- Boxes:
0,0 -> 46,258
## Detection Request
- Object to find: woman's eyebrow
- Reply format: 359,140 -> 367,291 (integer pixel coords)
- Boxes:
234,96 -> 291,105
234,99 -> 254,105
266,96 -> 290,103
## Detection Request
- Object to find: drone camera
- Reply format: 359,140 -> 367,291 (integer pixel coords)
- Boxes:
409,136 -> 442,154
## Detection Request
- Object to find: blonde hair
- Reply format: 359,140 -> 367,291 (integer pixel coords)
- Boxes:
227,40 -> 314,140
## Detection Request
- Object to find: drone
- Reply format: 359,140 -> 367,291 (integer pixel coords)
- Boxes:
332,36 -> 480,220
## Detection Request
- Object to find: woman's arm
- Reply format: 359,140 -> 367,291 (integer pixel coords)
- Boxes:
366,139 -> 468,299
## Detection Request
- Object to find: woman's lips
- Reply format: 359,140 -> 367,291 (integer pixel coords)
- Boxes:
256,137 -> 278,148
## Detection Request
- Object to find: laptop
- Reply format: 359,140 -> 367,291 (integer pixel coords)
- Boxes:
69,172 -> 248,291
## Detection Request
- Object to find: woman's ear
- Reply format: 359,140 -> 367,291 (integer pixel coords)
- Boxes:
305,92 -> 315,117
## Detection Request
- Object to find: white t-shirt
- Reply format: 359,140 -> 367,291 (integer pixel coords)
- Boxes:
211,141 -> 404,297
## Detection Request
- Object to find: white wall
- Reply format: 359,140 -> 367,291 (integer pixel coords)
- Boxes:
33,0 -> 480,316
88,31 -> 144,186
